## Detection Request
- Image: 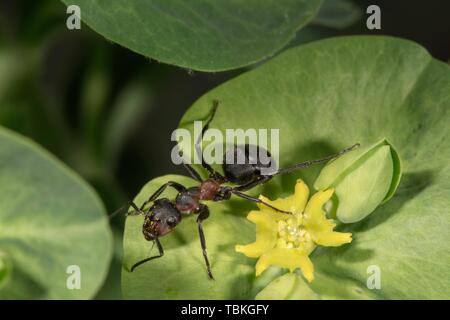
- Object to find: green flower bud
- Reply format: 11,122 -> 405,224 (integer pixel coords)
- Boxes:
314,138 -> 401,223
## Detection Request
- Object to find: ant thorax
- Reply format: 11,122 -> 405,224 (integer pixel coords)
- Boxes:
175,187 -> 201,213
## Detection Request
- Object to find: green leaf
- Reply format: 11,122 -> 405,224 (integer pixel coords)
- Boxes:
312,0 -> 362,29
125,36 -> 450,299
122,175 -> 256,299
61,0 -> 323,71
0,127 -> 113,299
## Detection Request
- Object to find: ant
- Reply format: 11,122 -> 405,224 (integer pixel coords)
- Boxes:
121,100 -> 359,279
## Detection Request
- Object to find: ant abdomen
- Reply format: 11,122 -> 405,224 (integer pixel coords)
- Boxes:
222,144 -> 275,184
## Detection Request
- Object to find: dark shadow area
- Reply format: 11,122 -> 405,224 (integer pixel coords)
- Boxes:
353,0 -> 450,61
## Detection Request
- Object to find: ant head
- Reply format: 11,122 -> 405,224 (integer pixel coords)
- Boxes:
143,198 -> 182,240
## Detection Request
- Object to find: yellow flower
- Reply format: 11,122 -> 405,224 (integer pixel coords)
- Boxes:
235,179 -> 352,282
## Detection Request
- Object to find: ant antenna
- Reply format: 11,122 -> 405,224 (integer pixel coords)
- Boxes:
275,143 -> 360,175
108,201 -> 144,220
108,205 -> 127,220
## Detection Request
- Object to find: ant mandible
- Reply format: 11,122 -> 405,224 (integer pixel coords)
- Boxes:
125,100 -> 359,279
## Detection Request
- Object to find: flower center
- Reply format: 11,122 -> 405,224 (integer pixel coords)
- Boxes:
277,215 -> 312,249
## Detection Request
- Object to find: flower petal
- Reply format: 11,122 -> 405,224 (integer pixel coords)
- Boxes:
304,189 -> 335,228
257,179 -> 310,215
293,179 -> 310,213
304,188 -> 352,247
255,248 -> 315,282
313,231 -> 352,247
257,195 -> 292,216
235,211 -> 278,258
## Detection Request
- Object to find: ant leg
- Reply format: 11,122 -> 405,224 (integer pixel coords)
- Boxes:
140,181 -> 187,210
195,100 -> 225,181
131,238 -> 164,272
196,205 -> 214,280
275,144 -> 360,175
231,190 -> 291,214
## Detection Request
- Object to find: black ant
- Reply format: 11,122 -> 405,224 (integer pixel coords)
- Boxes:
120,100 -> 359,279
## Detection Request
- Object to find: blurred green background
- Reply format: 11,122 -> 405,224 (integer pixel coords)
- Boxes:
0,0 -> 448,299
